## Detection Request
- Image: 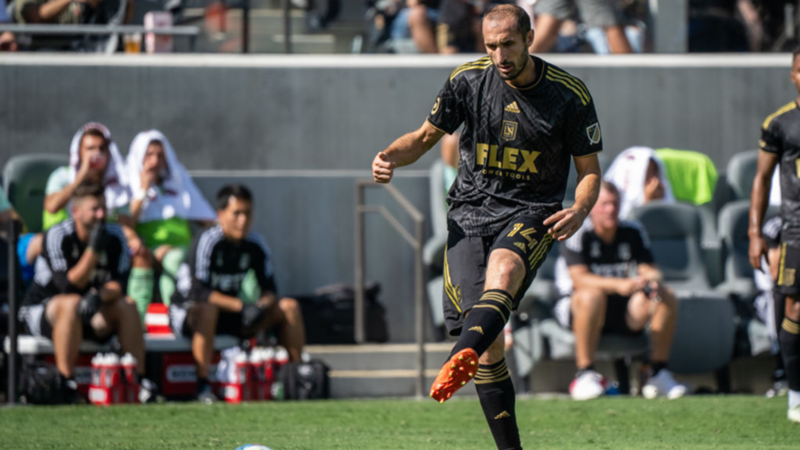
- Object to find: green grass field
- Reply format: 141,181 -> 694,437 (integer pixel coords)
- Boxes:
0,396 -> 796,449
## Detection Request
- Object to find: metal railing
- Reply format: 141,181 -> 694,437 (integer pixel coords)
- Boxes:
354,181 -> 426,398
0,24 -> 201,52
6,220 -> 19,405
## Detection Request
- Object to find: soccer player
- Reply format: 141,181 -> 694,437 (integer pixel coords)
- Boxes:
18,183 -> 157,403
555,182 -> 683,400
371,5 -> 602,448
750,47 -> 800,423
169,184 -> 306,403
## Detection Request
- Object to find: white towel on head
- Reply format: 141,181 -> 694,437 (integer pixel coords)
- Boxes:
69,122 -> 131,210
603,146 -> 674,219
126,130 -> 216,223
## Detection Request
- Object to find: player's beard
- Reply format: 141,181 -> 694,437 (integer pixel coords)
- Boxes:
495,52 -> 529,81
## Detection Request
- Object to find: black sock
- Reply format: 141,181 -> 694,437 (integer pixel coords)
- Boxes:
779,317 -> 800,392
452,290 -> 514,358
475,359 -> 521,450
575,364 -> 596,378
196,377 -> 210,393
650,361 -> 667,376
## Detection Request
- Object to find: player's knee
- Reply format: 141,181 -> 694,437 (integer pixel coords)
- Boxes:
572,288 -> 606,313
492,255 -> 526,289
53,294 -> 82,317
278,297 -> 301,317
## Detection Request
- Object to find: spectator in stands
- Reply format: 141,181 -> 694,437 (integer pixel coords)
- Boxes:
531,0 -> 633,54
0,0 -> 17,52
391,0 -> 440,53
689,0 -> 763,52
125,130 -> 216,318
43,122 -> 156,327
17,183 -> 157,403
604,146 -> 674,219
755,215 -> 789,397
436,0 -> 514,53
169,184 -> 305,403
554,182 -> 684,400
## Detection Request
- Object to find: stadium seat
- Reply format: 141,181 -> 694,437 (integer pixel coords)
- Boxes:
726,150 -> 758,201
3,154 -> 69,233
628,201 -> 711,294
668,293 -> 736,374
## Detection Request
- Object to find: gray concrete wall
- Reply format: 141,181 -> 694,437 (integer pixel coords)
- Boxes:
1,54 -> 796,170
191,172 -> 434,343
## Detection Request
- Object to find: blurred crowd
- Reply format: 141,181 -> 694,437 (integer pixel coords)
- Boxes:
0,0 -> 797,53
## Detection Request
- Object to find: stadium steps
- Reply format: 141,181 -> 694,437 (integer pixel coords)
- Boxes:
305,343 -> 479,398
184,6 -> 362,54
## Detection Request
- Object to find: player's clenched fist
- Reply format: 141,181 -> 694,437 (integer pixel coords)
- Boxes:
372,152 -> 396,184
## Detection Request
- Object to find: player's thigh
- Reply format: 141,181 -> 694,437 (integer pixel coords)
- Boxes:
576,0 -> 623,28
488,215 -> 554,302
625,292 -> 651,332
775,231 -> 800,320
442,231 -> 488,335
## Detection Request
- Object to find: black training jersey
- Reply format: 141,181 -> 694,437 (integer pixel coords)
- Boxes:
171,225 -> 277,307
427,55 -> 602,237
555,221 -> 654,295
761,101 -> 800,225
23,219 -> 130,306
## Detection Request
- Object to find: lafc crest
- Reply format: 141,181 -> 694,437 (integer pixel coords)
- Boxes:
502,120 -> 518,141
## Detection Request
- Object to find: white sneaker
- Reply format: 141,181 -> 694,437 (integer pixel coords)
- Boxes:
570,370 -> 606,401
642,370 -> 687,400
789,405 -> 800,423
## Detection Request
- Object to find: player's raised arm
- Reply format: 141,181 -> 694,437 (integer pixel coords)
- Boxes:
749,150 -> 780,270
544,153 -> 601,241
372,121 -> 445,184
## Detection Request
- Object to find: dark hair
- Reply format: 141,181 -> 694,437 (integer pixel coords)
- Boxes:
484,4 -> 532,39
80,128 -> 108,148
216,184 -> 253,210
72,182 -> 105,202
793,47 -> 800,63
600,180 -> 620,199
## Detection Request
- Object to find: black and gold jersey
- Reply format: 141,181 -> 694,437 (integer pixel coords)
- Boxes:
761,101 -> 800,225
427,55 -> 602,237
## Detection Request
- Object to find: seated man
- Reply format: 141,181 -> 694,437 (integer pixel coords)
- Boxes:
126,130 -> 216,317
17,183 -> 156,403
169,184 -> 305,403
554,182 -> 684,400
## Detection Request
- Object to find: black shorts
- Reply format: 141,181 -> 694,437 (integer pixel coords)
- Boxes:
777,227 -> 800,297
443,215 -> 554,336
169,304 -> 251,339
557,294 -> 640,335
19,298 -> 112,344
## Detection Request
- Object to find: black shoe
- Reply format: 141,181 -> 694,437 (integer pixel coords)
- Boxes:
62,378 -> 85,405
196,384 -> 218,405
138,377 -> 159,404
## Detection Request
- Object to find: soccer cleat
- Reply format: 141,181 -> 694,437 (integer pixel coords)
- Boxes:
429,348 -> 478,404
569,370 -> 606,401
139,377 -> 159,404
788,405 -> 800,423
642,369 -> 687,400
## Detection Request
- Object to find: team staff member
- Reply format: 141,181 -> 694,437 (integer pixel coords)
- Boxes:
556,182 -> 683,401
750,47 -> 800,423
169,185 -> 306,403
372,5 -> 602,449
18,183 -> 156,404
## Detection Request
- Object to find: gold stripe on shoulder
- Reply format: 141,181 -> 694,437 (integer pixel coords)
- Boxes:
762,101 -> 797,130
547,68 -> 590,104
546,73 -> 588,106
449,58 -> 492,80
547,67 -> 591,101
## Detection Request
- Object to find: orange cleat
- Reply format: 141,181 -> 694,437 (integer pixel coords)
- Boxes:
429,348 -> 478,403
